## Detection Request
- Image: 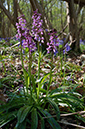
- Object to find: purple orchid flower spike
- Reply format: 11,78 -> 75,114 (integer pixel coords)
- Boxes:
32,9 -> 44,44
16,16 -> 37,55
46,29 -> 59,55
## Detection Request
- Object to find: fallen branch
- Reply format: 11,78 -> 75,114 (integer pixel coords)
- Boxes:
58,121 -> 85,129
43,111 -> 85,119
60,111 -> 85,117
10,42 -> 20,48
42,111 -> 85,129
82,114 -> 85,117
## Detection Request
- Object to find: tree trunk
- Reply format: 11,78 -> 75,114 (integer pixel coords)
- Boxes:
66,0 -> 81,53
0,10 -> 2,37
7,0 -> 11,39
60,1 -> 64,39
13,0 -> 18,24
63,0 -> 85,6
2,12 -> 5,38
0,0 -> 16,28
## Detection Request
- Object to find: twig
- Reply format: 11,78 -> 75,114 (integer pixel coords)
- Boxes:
82,114 -> 85,117
58,121 -> 85,129
60,32 -> 70,51
69,39 -> 76,46
60,111 -> 85,117
10,42 -> 20,48
62,32 -> 70,45
42,111 -> 85,119
57,24 -> 68,37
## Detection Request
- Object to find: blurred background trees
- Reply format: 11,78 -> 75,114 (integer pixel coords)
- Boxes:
0,0 -> 85,52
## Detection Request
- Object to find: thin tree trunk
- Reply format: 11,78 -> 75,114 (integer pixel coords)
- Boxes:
7,0 -> 11,39
13,0 -> 18,23
66,0 -> 81,53
62,0 -> 85,5
0,0 -> 16,28
0,10 -> 2,37
60,1 -> 64,39
2,13 -> 5,38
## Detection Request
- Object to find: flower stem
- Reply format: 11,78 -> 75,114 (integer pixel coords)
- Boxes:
29,54 -> 32,100
37,42 -> 41,99
64,53 -> 66,86
20,36 -> 26,97
46,53 -> 53,96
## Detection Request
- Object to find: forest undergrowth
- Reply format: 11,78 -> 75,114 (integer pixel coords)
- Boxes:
0,11 -> 85,129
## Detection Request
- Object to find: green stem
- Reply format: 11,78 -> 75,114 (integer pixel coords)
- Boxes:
20,37 -> 24,68
64,53 -> 66,86
29,54 -> 32,100
60,53 -> 63,76
20,37 -> 26,97
37,42 -> 41,99
2,61 -> 6,75
38,43 -> 40,79
46,53 -> 53,96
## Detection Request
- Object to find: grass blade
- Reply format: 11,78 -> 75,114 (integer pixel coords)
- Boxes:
31,108 -> 38,129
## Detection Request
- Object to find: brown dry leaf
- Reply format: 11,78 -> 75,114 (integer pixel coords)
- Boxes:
59,105 -> 70,112
16,74 -> 20,79
49,83 -> 59,90
31,69 -> 36,74
0,93 -> 8,105
5,62 -> 8,65
76,86 -> 85,95
82,67 -> 85,72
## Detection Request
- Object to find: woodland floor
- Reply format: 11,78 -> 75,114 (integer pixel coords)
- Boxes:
0,42 -> 85,129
